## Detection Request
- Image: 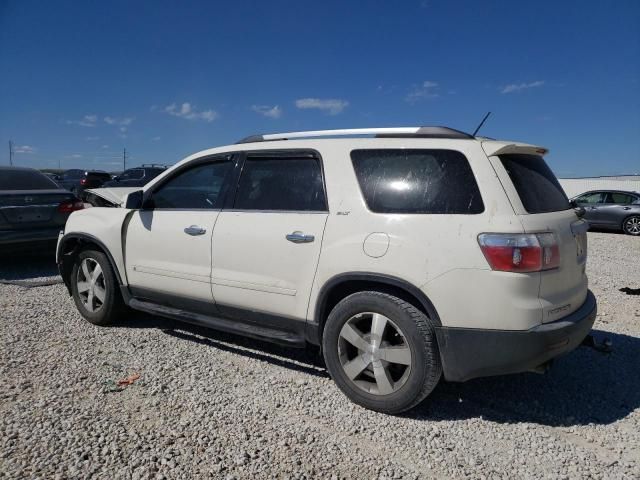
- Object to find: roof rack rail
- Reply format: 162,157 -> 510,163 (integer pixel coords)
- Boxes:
236,126 -> 474,144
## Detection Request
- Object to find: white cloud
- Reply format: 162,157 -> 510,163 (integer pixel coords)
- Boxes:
104,116 -> 134,126
66,114 -> 98,127
86,136 -> 100,141
102,145 -> 109,149
406,81 -> 439,103
14,145 -> 36,154
152,136 -> 161,141
164,102 -> 218,122
295,98 -> 349,115
251,105 -> 282,119
500,80 -> 545,94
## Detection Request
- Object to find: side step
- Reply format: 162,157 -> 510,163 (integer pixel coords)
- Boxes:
129,298 -> 307,347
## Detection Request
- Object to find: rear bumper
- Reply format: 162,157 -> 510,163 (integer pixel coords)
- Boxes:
435,290 -> 597,382
0,227 -> 62,245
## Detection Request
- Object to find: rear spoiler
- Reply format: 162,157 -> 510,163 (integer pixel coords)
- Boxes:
481,140 -> 548,157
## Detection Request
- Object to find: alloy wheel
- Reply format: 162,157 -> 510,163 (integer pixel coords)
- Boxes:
624,216 -> 640,235
76,258 -> 106,312
337,312 -> 412,395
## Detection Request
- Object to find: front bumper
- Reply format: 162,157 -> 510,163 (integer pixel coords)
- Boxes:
435,290 -> 597,382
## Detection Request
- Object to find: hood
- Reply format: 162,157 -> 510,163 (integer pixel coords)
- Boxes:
84,187 -> 139,207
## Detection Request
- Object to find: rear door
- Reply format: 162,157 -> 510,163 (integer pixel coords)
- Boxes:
211,150 -> 328,321
125,155 -> 234,306
598,192 -> 639,227
490,152 -> 588,323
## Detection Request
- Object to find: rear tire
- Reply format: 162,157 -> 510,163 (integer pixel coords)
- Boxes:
622,215 -> 640,236
322,291 -> 442,414
70,249 -> 125,326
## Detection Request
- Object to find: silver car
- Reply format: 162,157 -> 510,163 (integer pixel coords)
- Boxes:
572,190 -> 640,235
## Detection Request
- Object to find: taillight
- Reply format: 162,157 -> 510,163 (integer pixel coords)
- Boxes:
58,200 -> 84,213
478,233 -> 560,273
80,178 -> 87,185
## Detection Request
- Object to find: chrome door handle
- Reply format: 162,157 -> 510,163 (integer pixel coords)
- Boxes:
286,231 -> 315,243
184,225 -> 206,236
623,207 -> 631,210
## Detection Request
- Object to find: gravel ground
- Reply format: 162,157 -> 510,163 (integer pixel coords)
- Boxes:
1,232 -> 639,479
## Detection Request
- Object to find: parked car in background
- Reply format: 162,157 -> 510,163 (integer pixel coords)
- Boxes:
571,190 -> 640,235
57,126 -> 596,414
57,169 -> 112,196
101,164 -> 167,188
42,172 -> 62,185
1,166 -> 83,251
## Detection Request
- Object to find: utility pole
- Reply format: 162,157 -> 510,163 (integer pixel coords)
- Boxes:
123,147 -> 127,172
8,140 -> 13,166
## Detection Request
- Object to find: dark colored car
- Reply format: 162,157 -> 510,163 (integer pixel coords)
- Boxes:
101,165 -> 167,188
572,190 -> 640,235
58,169 -> 112,195
42,172 -> 62,185
0,166 -> 84,250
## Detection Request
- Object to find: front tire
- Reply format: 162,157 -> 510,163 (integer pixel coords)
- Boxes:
322,291 -> 442,414
622,215 -> 640,236
71,249 -> 125,326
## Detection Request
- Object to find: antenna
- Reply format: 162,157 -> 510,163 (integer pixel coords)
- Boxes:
472,112 -> 492,137
8,140 -> 13,166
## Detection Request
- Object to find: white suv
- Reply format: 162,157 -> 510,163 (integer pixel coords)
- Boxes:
57,126 -> 596,414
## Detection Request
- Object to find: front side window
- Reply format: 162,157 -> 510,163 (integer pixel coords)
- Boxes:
234,155 -> 326,211
350,149 -> 484,214
576,192 -> 605,204
151,160 -> 231,209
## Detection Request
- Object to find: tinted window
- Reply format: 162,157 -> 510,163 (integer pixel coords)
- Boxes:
576,192 -> 605,204
350,149 -> 484,214
152,160 -> 231,209
0,169 -> 59,190
62,169 -> 84,180
120,169 -> 144,180
234,155 -> 326,211
499,154 -> 570,213
607,192 -> 636,204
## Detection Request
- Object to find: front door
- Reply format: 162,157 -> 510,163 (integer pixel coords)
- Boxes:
125,157 -> 234,306
211,151 -> 328,321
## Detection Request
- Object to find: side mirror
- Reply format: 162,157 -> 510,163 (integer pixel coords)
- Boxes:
125,190 -> 144,209
112,175 -> 120,181
569,200 -> 586,218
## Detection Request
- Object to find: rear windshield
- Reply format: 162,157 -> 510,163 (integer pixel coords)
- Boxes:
351,149 -> 484,214
499,154 -> 570,213
0,170 -> 59,190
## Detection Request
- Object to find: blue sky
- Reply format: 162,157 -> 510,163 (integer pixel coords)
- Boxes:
1,0 -> 638,176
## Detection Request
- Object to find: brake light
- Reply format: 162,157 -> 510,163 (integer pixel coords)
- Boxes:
478,233 -> 560,273
58,200 -> 84,213
80,178 -> 87,185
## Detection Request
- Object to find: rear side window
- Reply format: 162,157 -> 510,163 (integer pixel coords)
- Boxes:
0,169 -> 58,190
499,154 -> 570,214
350,149 -> 484,214
607,192 -> 636,204
234,155 -> 327,211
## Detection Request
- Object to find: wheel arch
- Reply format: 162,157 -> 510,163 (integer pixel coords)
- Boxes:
57,233 -> 124,294
308,272 -> 441,345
